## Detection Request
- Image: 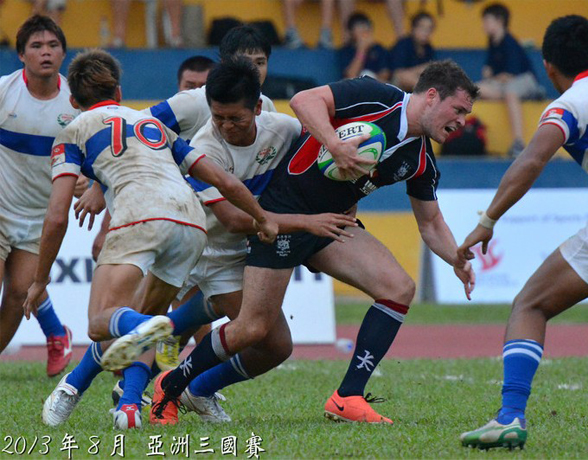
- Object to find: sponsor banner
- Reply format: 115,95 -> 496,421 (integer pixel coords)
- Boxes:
10,208 -> 336,347
432,189 -> 588,303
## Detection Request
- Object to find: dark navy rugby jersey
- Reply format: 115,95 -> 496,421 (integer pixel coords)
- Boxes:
259,76 -> 440,214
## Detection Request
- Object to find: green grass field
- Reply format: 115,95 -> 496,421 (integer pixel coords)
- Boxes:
2,303 -> 588,459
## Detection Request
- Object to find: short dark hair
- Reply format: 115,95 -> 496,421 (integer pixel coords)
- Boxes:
411,11 -> 435,30
16,15 -> 66,55
68,49 -> 121,108
542,15 -> 588,78
219,25 -> 271,61
482,3 -> 510,28
177,55 -> 216,84
205,57 -> 261,111
346,12 -> 372,31
413,59 -> 479,100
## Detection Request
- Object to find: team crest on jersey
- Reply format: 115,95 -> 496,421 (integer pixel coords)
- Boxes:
392,161 -> 411,181
255,146 -> 277,165
541,108 -> 564,122
57,113 -> 75,127
51,144 -> 66,167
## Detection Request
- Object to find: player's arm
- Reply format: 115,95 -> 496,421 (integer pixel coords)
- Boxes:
210,200 -> 357,242
289,85 -> 375,179
24,175 -> 77,318
457,123 -> 565,263
410,197 -> 475,300
189,156 -> 278,243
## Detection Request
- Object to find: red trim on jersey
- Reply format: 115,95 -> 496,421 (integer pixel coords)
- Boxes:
413,137 -> 427,178
22,69 -> 61,90
540,121 -> 567,141
204,197 -> 227,206
218,323 -> 230,355
88,100 -> 120,111
573,69 -> 588,83
108,217 -> 207,234
52,172 -> 79,181
375,299 -> 410,315
332,101 -> 403,128
187,154 -> 206,175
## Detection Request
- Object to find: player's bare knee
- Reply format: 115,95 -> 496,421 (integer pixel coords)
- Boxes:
382,277 -> 415,305
87,324 -> 106,342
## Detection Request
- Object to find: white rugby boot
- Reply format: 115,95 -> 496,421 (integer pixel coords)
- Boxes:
42,373 -> 81,426
180,389 -> 231,422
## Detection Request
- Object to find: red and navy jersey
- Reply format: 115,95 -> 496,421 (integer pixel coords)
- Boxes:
259,77 -> 440,214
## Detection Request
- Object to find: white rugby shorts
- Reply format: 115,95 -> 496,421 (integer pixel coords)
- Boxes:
0,206 -> 44,261
560,223 -> 588,285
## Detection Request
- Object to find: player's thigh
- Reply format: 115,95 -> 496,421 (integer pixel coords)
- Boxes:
308,226 -> 414,302
3,249 -> 39,298
515,247 -> 588,318
134,271 -> 181,316
0,257 -> 5,290
210,290 -> 243,320
88,264 -> 144,320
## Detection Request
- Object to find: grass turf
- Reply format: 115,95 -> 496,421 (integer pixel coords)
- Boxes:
2,357 -> 588,459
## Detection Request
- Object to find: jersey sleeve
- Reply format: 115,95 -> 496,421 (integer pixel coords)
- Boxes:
165,126 -> 205,176
188,129 -> 229,205
538,101 -> 579,145
261,95 -> 276,113
405,138 -> 440,201
51,129 -> 83,180
148,89 -> 210,140
329,77 -> 403,119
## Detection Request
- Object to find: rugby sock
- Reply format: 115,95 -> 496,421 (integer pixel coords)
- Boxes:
36,296 -> 66,338
338,299 -> 408,397
108,307 -> 151,338
66,342 -> 103,394
497,339 -> 543,424
167,291 -> 221,336
117,362 -> 151,409
188,353 -> 252,397
161,325 -> 230,398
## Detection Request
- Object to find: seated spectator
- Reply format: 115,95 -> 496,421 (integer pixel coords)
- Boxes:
477,3 -> 544,157
30,0 -> 66,25
177,55 -> 215,91
389,11 -> 436,92
339,12 -> 389,81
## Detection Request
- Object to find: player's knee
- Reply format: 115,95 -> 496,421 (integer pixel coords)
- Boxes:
384,277 -> 415,305
242,320 -> 272,346
87,324 -> 105,342
272,335 -> 293,363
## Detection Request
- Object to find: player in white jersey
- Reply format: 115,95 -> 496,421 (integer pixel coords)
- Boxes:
144,58 -> 357,424
25,50 -> 278,430
458,15 -> 588,450
0,15 -> 78,377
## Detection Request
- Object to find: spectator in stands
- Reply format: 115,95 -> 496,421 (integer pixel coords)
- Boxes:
30,0 -> 66,25
110,0 -> 184,48
340,12 -> 389,81
477,3 -> 543,157
177,56 -> 215,91
389,11 -> 436,92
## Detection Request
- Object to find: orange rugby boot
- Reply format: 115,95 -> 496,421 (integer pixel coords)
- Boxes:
324,390 -> 393,424
150,371 -> 183,425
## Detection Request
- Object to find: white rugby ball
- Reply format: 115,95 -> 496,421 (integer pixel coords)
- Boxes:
317,121 -> 386,181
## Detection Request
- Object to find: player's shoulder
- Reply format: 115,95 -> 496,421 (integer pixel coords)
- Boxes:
257,111 -> 302,139
0,69 -> 22,88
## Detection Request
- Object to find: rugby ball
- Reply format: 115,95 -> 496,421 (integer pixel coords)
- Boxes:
317,121 -> 386,181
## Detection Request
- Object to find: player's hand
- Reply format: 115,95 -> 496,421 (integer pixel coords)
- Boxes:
457,225 -> 494,265
329,133 -> 376,180
255,216 -> 279,244
453,260 -> 475,301
23,279 -> 49,320
304,213 -> 357,242
74,185 -> 106,230
73,175 -> 90,198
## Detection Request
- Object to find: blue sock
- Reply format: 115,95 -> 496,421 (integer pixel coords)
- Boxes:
167,291 -> 221,336
36,297 -> 66,338
66,342 -> 103,394
162,325 -> 229,398
108,307 -> 150,338
497,339 -> 543,424
117,362 -> 151,409
338,299 -> 408,397
189,353 -> 251,397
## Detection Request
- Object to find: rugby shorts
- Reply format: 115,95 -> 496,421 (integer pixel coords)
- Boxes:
0,205 -> 43,260
560,223 -> 588,285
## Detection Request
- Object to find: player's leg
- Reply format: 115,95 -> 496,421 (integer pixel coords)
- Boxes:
308,225 -> 414,423
461,247 -> 588,449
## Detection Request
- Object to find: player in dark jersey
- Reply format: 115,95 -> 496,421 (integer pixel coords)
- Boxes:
151,60 -> 478,425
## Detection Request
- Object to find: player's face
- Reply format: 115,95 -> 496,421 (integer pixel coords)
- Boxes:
422,88 -> 473,143
19,31 -> 65,79
239,51 -> 268,85
179,69 -> 210,91
210,99 -> 261,146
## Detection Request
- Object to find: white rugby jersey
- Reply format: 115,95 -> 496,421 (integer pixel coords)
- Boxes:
188,111 -> 301,253
539,70 -> 588,170
148,87 -> 276,141
0,69 -> 79,218
51,102 -> 206,232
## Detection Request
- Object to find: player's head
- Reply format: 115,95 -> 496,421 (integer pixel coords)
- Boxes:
414,60 -> 479,143
177,55 -> 216,91
411,12 -> 435,45
205,57 -> 261,146
542,15 -> 588,92
219,25 -> 271,85
67,49 -> 122,110
17,15 -> 66,78
482,3 -> 509,35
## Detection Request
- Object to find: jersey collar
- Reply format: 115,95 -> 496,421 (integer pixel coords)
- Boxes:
88,100 -> 120,110
573,69 -> 588,83
22,69 -> 61,89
